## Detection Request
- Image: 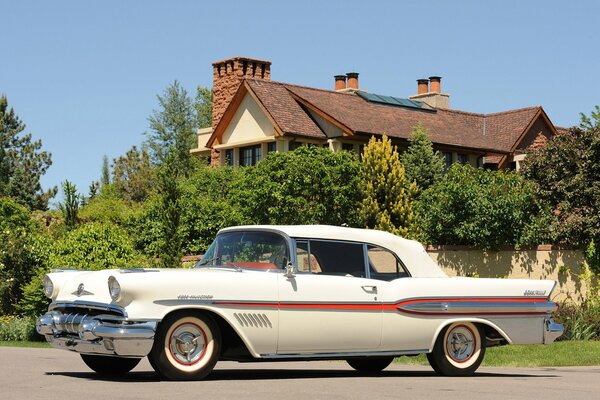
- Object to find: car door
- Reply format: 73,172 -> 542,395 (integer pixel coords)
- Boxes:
276,239 -> 382,354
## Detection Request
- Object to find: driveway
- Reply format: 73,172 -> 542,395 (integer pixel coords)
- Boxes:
2,346 -> 598,400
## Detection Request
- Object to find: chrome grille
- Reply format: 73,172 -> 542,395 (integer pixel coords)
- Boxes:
233,313 -> 272,328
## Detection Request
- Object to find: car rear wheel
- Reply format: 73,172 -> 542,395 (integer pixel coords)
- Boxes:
80,354 -> 141,375
427,322 -> 485,376
347,356 -> 394,373
148,312 -> 221,381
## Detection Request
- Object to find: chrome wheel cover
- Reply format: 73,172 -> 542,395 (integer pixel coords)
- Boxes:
445,325 -> 476,363
168,322 -> 207,366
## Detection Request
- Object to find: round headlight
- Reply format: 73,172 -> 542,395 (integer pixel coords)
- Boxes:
108,276 -> 121,301
42,275 -> 54,299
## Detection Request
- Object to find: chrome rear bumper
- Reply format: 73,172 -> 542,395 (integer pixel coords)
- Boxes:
36,310 -> 157,357
543,317 -> 564,344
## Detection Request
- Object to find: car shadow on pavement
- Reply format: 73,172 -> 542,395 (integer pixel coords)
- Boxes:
46,368 -> 558,382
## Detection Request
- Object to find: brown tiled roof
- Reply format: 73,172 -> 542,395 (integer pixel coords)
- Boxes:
484,107 -> 541,152
245,79 -> 325,138
243,78 -> 546,153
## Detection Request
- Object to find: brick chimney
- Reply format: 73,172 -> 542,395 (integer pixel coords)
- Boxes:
409,75 -> 450,109
417,78 -> 429,94
334,75 -> 347,91
429,76 -> 441,93
346,72 -> 359,90
211,56 -> 271,128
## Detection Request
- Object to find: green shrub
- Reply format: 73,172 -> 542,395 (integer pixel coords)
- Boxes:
416,164 -> 550,249
235,146 -> 362,227
0,198 -> 51,315
50,222 -> 145,270
0,315 -> 40,341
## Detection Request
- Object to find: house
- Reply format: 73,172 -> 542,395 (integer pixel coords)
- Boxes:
191,56 -> 562,170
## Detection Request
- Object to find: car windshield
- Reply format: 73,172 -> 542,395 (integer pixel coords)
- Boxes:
195,231 -> 289,270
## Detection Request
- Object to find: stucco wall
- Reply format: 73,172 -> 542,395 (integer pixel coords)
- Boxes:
220,93 -> 275,145
426,247 -> 590,303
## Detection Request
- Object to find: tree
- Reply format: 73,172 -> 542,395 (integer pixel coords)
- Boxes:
235,146 -> 362,227
400,123 -> 445,192
417,164 -> 551,249
580,105 -> 600,130
0,197 -> 51,315
58,180 -> 80,230
101,155 -> 110,186
145,81 -> 196,176
156,152 -> 182,268
195,86 -> 213,129
360,135 -> 418,238
112,145 -> 156,203
0,95 -> 56,210
522,110 -> 600,247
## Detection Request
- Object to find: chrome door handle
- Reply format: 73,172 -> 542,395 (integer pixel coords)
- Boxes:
361,285 -> 377,294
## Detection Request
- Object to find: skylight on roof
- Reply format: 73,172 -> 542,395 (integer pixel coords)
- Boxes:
357,92 -> 434,111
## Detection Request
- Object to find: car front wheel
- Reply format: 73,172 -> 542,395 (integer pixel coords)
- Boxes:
80,354 -> 141,375
148,312 -> 221,381
427,322 -> 485,376
347,356 -> 394,373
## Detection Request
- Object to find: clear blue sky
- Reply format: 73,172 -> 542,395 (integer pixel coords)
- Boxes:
2,0 -> 598,205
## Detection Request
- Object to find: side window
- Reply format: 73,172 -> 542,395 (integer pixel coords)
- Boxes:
308,240 -> 365,277
295,240 -> 321,273
367,245 -> 407,281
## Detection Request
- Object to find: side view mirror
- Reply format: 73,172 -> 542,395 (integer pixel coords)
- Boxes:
284,262 -> 296,278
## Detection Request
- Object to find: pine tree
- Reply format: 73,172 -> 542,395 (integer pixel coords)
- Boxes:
400,123 -> 445,192
360,135 -> 418,238
58,180 -> 80,230
157,152 -> 182,268
145,81 -> 196,177
195,86 -> 213,129
101,155 -> 110,186
112,145 -> 155,203
0,95 -> 56,209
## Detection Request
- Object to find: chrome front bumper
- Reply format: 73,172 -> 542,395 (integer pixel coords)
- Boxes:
36,310 -> 157,357
543,317 -> 564,344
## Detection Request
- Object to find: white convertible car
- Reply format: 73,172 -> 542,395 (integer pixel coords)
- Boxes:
37,225 -> 563,380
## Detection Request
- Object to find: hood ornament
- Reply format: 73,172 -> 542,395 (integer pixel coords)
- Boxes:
72,283 -> 93,297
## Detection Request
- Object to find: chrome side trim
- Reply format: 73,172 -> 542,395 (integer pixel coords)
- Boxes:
119,268 -> 160,273
400,301 -> 558,315
261,349 -> 428,359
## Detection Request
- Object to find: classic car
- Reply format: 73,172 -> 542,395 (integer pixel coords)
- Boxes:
37,225 -> 563,380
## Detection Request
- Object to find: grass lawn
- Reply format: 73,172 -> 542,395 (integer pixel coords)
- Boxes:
394,340 -> 600,367
0,341 -> 50,348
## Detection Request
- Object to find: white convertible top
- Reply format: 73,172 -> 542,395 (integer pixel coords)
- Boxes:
219,225 -> 447,278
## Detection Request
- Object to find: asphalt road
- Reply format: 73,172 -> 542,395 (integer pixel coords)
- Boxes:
1,346 -> 599,400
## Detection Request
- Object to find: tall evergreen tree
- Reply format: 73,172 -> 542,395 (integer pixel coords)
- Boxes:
157,152 -> 182,268
58,180 -> 80,230
112,145 -> 155,203
145,81 -> 196,176
101,155 -> 110,186
195,86 -> 213,129
360,135 -> 419,238
0,95 -> 56,209
401,123 -> 445,192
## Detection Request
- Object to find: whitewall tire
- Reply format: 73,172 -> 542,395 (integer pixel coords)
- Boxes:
149,312 -> 221,380
427,322 -> 485,376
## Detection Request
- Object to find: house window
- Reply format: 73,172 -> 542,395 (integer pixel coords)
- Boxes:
225,149 -> 234,166
240,145 -> 262,166
457,153 -> 468,164
289,141 -> 302,151
342,143 -> 354,152
267,142 -> 276,153
442,152 -> 452,169
359,145 -> 365,160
